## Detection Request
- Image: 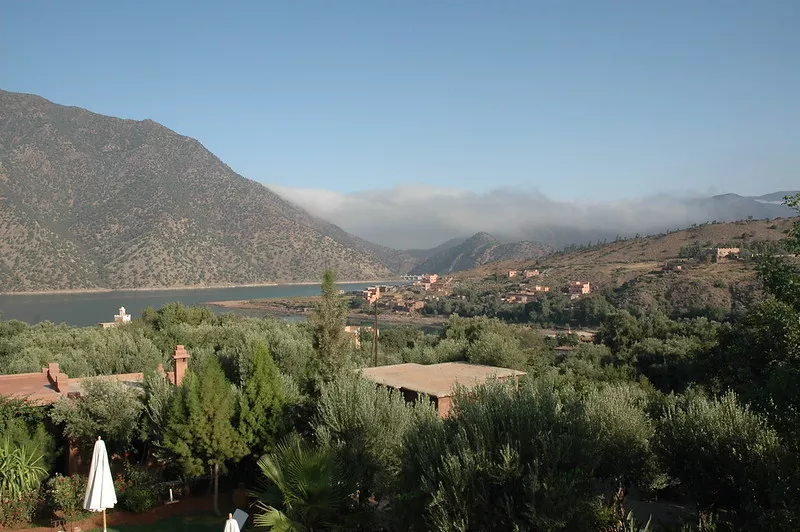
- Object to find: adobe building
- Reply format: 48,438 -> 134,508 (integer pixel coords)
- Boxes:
0,346 -> 192,475
0,345 -> 192,405
714,247 -> 740,262
359,362 -> 526,418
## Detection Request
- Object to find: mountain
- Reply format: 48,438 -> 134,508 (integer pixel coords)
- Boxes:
404,237 -> 468,261
686,193 -> 798,223
0,90 -> 405,292
409,232 -> 552,275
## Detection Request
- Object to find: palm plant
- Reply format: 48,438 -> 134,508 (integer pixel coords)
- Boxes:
0,438 -> 48,498
251,434 -> 354,532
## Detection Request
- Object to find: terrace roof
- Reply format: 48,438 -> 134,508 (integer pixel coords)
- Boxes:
359,362 -> 525,398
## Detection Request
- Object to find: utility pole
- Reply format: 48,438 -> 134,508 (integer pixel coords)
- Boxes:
372,301 -> 379,367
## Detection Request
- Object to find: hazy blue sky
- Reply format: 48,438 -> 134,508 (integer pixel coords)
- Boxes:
1,0 -> 798,201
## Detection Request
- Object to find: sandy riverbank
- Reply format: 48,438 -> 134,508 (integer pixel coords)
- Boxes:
0,280 -> 398,296
208,297 -> 448,326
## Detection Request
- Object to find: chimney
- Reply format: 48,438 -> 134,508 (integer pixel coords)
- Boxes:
55,373 -> 70,395
172,345 -> 191,387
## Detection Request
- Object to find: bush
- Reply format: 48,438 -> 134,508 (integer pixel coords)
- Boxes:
46,474 -> 87,519
396,377 -> 602,531
115,463 -> 162,513
119,485 -> 159,513
0,487 -> 42,527
655,392 -> 782,526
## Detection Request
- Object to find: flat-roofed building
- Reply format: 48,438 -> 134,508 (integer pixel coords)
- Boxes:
359,362 -> 526,418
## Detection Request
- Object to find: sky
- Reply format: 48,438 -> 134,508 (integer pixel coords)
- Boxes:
1,1 -> 799,246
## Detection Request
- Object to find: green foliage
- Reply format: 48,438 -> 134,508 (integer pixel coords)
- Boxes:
0,396 -> 59,471
162,356 -> 247,477
0,487 -> 42,527
46,474 -> 88,519
238,342 -> 286,455
711,297 -> 800,435
141,370 -> 175,448
655,392 -> 782,524
50,378 -> 144,450
252,434 -> 355,531
313,371 -> 436,499
115,463 -> 162,513
397,377 -> 602,531
583,384 -> 664,492
0,439 -> 48,500
309,269 -> 349,384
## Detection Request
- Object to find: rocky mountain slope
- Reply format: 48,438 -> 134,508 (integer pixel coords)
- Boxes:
0,90 -> 409,292
409,232 -> 552,275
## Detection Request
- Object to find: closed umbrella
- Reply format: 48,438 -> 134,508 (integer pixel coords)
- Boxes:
84,436 -> 117,532
224,513 -> 241,532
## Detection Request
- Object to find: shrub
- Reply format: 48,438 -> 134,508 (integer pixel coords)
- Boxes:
397,377 -> 602,530
46,474 -> 87,519
115,463 -> 162,513
0,487 -> 42,527
656,391 -> 782,526
0,439 -> 48,499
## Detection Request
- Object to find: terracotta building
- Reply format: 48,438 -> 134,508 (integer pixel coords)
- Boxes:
359,362 -> 526,418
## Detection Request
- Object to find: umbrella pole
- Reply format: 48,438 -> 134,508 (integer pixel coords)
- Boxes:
103,509 -> 107,531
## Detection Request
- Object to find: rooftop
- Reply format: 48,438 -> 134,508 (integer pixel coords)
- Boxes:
359,362 -> 526,398
0,370 -> 147,405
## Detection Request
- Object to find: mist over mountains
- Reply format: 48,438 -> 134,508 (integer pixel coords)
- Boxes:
0,88 -> 796,290
271,185 -> 799,250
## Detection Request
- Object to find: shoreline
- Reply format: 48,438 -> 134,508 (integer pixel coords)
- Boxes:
0,280 -> 400,296
208,298 -> 448,327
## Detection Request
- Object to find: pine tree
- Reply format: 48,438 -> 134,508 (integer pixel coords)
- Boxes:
163,356 -> 247,515
309,269 -> 348,383
238,342 -> 285,456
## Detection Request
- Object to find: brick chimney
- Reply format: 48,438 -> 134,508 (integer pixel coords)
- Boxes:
172,345 -> 191,387
44,363 -> 70,395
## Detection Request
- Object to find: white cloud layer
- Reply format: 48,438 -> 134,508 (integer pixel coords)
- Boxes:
268,184 -> 794,250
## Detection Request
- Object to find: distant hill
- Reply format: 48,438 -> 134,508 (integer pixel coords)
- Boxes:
404,237 -> 468,261
457,218 -> 797,317
0,90 -> 407,292
409,232 -> 552,275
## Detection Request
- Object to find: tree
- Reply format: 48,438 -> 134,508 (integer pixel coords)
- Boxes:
655,392 -> 783,526
313,371 -> 436,502
239,342 -> 286,456
309,269 -> 348,383
162,356 -> 247,515
50,378 -> 144,451
140,370 -> 175,461
252,434 -> 355,531
397,377 -> 602,530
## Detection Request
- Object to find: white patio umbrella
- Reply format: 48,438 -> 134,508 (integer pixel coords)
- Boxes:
84,436 -> 117,532
224,513 -> 241,532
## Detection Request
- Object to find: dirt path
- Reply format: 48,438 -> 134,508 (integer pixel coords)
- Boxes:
14,495 -> 214,532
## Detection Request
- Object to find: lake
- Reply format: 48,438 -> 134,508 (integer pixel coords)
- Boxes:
0,282 -> 392,327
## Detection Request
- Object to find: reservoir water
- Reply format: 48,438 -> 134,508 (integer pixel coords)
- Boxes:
0,282 -> 389,327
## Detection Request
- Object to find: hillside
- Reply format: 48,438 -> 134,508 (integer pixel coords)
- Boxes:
0,90 -> 409,292
457,218 -> 797,316
410,232 -> 552,275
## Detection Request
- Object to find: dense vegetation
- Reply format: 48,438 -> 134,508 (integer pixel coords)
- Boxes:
1,198 -> 799,530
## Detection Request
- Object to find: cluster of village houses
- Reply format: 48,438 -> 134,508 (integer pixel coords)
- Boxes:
505,269 -> 591,304
361,273 -> 454,313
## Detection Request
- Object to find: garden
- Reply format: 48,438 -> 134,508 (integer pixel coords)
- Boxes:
0,197 -> 799,530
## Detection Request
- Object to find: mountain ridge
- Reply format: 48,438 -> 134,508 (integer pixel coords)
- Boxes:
0,89 -> 407,291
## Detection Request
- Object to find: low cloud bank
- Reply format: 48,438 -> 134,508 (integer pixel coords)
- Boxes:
269,184 -> 794,250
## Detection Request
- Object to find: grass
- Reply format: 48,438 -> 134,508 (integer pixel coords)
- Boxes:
87,513 -> 224,532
